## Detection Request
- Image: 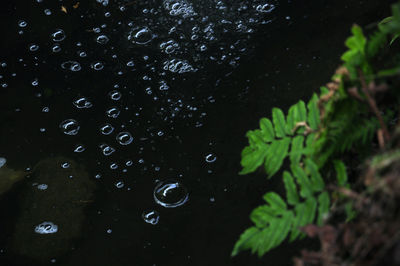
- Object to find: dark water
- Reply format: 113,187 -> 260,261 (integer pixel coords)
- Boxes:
0,0 -> 394,265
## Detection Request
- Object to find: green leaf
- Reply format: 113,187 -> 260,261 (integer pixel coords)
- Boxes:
291,165 -> 313,198
377,66 -> 400,77
246,130 -> 264,146
283,171 -> 299,206
264,137 -> 291,178
345,25 -> 366,54
290,136 -> 304,165
305,159 -> 325,192
272,108 -> 287,138
290,197 -> 317,241
239,144 -> 268,175
307,94 -> 320,130
250,205 -> 275,228
317,192 -> 330,225
345,202 -> 357,222
232,227 -> 261,256
263,192 -> 287,211
259,118 -> 275,142
334,160 -> 348,186
258,211 -> 294,256
286,101 -> 307,134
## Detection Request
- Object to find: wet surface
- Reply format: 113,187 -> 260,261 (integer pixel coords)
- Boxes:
0,0 -> 395,265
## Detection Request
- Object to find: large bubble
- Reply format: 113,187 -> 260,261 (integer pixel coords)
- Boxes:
153,179 -> 189,208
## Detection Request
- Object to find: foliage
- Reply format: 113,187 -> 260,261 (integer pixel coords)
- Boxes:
233,2 -> 400,258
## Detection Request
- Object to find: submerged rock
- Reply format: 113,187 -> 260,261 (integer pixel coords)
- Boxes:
10,156 -> 96,262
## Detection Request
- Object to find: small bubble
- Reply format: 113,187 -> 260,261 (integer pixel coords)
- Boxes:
106,107 -> 120,118
110,163 -> 118,170
74,144 -> 85,153
37,184 -> 48,190
61,61 -> 81,72
51,29 -> 66,42
44,9 -> 52,15
99,143 -> 115,156
100,123 -> 114,135
29,44 -> 39,52
106,228 -> 112,234
52,44 -> 61,53
142,210 -> 160,225
91,61 -> 104,71
18,20 -> 27,28
126,160 -> 133,166
61,162 -> 70,169
59,119 -> 80,135
115,181 -> 124,188
205,153 -> 217,163
109,90 -> 121,101
116,132 -> 133,145
73,97 -> 93,109
96,34 -> 109,44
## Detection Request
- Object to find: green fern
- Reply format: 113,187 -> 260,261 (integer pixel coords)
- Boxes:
240,96 -> 320,177
232,159 -> 335,257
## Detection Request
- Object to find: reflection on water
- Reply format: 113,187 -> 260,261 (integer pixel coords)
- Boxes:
0,0 -> 392,265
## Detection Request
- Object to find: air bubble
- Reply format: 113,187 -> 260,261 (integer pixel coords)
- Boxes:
37,184 -> 48,190
99,143 -> 115,156
18,20 -> 27,28
29,44 -> 39,52
91,61 -> 104,71
73,97 -> 93,109
116,132 -> 133,145
109,90 -> 121,101
52,44 -> 61,53
205,153 -> 217,163
142,210 -> 160,225
61,61 -> 81,72
115,181 -> 124,188
128,27 -> 154,45
106,107 -> 120,118
153,179 -> 189,208
44,9 -> 52,15
59,119 -> 80,135
51,29 -> 66,42
34,222 -> 58,234
96,35 -> 109,44
100,123 -> 114,135
61,162 -> 70,168
74,144 -> 86,153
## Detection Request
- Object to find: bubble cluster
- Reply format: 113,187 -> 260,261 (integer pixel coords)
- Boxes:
34,222 -> 58,234
73,97 -> 93,109
163,59 -> 195,74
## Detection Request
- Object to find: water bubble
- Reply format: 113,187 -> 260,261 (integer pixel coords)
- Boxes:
109,90 -> 121,101
0,157 -> 6,168
37,184 -> 48,190
115,181 -> 124,188
44,9 -> 52,15
159,40 -> 179,54
59,119 -> 80,135
159,80 -> 169,91
31,79 -> 39,86
96,0 -> 109,6
79,51 -> 87,57
126,160 -> 133,166
18,20 -> 27,28
163,59 -> 195,74
205,153 -> 217,163
256,3 -> 275,13
110,163 -> 118,170
51,29 -> 66,42
100,123 -> 114,135
52,44 -> 61,53
153,179 -> 189,208
73,97 -> 93,109
91,61 -> 104,71
29,44 -> 39,52
61,162 -> 70,169
61,61 -> 82,72
99,143 -> 115,156
106,107 -> 120,118
116,132 -> 133,145
142,210 -> 160,225
128,27 -> 154,45
96,35 -> 109,44
74,144 -> 85,153
34,222 -> 58,234
163,0 -> 196,18
126,60 -> 135,67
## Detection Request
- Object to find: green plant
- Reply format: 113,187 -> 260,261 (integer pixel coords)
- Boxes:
233,2 -> 400,258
